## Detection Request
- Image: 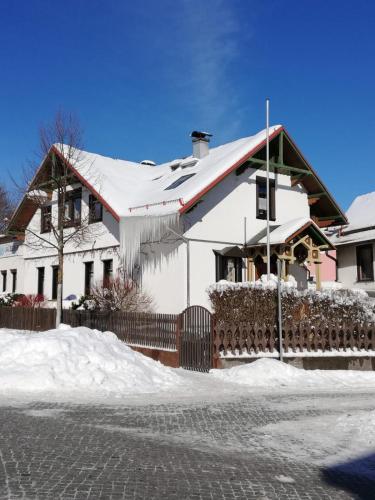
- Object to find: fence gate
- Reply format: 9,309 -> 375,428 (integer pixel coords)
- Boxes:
179,306 -> 213,372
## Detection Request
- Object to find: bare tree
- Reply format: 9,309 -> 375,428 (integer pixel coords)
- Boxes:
12,112 -> 102,326
0,184 -> 15,233
90,272 -> 153,312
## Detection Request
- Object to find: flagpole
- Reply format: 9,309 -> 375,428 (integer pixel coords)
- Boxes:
266,98 -> 270,279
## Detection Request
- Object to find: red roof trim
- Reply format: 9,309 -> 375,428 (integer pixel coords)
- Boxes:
51,146 -> 120,222
179,126 -> 283,214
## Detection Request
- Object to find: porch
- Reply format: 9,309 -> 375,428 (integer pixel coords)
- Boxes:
244,217 -> 334,290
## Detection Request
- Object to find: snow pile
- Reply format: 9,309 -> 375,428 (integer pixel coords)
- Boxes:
0,326 -> 181,395
210,358 -> 375,389
208,274 -> 297,294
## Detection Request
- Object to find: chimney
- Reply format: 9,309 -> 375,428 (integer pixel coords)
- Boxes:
191,131 -> 212,159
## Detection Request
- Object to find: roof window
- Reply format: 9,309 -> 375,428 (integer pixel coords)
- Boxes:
164,174 -> 196,191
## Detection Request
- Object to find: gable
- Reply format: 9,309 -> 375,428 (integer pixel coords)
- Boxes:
181,128 -> 347,228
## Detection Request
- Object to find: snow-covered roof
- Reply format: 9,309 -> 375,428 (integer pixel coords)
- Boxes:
62,126 -> 282,218
345,192 -> 375,233
247,217 -> 331,247
257,217 -> 311,245
331,227 -> 375,246
330,192 -> 375,246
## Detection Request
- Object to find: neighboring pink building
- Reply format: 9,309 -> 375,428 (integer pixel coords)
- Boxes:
308,250 -> 337,283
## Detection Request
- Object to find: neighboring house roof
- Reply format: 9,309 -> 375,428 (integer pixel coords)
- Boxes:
7,125 -> 347,233
345,191 -> 375,232
247,217 -> 334,248
330,191 -> 375,247
331,228 -> 375,246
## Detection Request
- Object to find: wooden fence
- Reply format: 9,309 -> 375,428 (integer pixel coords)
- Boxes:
0,306 -> 56,332
63,309 -> 178,350
214,321 -> 375,356
0,307 -> 178,351
2,307 -> 375,365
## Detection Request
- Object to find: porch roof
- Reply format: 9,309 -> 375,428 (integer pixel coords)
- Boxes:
246,217 -> 334,249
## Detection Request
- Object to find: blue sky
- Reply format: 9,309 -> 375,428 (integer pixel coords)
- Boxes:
0,0 -> 374,210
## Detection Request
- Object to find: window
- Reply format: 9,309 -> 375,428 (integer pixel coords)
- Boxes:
103,259 -> 113,287
215,255 -> 242,282
84,262 -> 94,295
89,195 -> 103,223
357,244 -> 374,282
1,271 -> 6,292
37,267 -> 45,296
256,177 -> 275,221
164,174 -> 196,190
11,270 -> 17,293
62,189 -> 82,227
41,205 -> 52,233
52,266 -> 58,300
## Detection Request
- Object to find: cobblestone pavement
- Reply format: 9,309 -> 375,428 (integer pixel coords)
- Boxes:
0,390 -> 374,500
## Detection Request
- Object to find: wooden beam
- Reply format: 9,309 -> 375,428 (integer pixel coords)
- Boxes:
308,197 -> 320,206
248,157 -> 312,175
318,215 -> 342,220
317,220 -> 335,228
308,192 -> 325,199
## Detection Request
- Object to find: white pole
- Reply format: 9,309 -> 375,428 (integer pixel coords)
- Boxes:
266,98 -> 270,279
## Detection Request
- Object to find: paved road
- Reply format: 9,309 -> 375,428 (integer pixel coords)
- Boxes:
0,390 -> 374,500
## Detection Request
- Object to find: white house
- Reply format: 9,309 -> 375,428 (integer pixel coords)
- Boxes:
330,192 -> 375,297
1,125 -> 346,312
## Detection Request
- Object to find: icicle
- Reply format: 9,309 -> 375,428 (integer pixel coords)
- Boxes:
119,213 -> 180,274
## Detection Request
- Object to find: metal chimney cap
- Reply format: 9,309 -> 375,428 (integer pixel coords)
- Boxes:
190,131 -> 212,140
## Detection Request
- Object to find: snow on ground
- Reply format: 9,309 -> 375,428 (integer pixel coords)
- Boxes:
258,406 -> 375,476
0,325 -> 181,397
210,358 -> 375,389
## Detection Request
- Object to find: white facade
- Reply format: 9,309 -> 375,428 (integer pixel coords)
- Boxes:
3,126 -> 344,312
331,192 -> 375,298
140,167 -> 309,312
336,243 -> 375,297
0,241 -> 24,294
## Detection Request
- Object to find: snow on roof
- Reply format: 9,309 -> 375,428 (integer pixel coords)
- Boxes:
257,217 -> 311,245
62,125 -> 282,218
345,192 -> 375,232
331,227 -> 375,246
329,191 -> 375,246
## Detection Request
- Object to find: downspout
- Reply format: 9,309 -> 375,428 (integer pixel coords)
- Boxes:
166,228 -> 248,309
325,250 -> 338,282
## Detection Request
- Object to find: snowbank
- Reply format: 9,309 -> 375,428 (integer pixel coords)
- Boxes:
210,358 -> 375,389
208,274 -> 297,293
0,326 -> 181,396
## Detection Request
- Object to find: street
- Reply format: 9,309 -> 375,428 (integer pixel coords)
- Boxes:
0,386 -> 374,499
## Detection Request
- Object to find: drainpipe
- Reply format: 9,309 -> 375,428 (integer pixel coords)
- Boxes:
168,227 -> 190,308
325,250 -> 338,282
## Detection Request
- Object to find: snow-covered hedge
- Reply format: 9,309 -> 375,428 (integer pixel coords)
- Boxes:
207,275 -> 375,326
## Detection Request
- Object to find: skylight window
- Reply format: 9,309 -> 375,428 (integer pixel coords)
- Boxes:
164,174 -> 196,190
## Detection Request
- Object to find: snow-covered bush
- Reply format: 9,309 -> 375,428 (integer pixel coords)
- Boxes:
208,276 -> 375,326
0,293 -> 22,307
70,295 -> 94,310
89,274 -> 153,313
